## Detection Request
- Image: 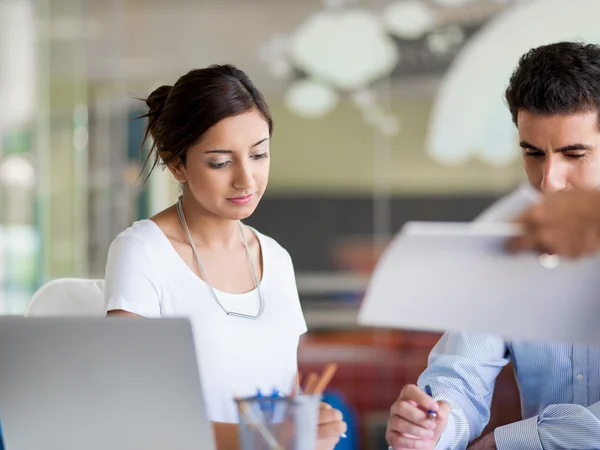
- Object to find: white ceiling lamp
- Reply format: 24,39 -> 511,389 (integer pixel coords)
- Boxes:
382,0 -> 437,40
427,0 -> 600,167
289,8 -> 400,91
284,79 -> 339,119
427,25 -> 466,55
272,6 -> 402,132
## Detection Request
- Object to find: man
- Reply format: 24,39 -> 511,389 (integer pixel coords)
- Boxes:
386,42 -> 600,450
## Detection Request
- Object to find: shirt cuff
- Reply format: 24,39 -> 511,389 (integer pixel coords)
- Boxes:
435,413 -> 456,450
494,416 -> 543,450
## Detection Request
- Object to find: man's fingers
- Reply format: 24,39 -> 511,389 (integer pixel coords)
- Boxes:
513,203 -> 541,227
387,385 -> 453,450
507,224 -> 546,253
437,400 -> 451,414
509,201 -> 550,253
507,234 -> 527,253
388,415 -> 435,439
387,430 -> 433,450
436,401 -> 451,422
512,210 -> 529,226
390,400 -> 429,424
399,385 -> 439,411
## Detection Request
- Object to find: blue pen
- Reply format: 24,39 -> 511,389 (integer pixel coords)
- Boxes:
424,385 -> 438,420
256,388 -> 278,424
256,389 -> 269,411
257,388 -> 279,409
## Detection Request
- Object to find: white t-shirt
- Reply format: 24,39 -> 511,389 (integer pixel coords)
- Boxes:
104,220 -> 307,423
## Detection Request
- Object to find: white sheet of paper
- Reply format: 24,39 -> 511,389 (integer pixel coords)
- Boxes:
358,221 -> 600,345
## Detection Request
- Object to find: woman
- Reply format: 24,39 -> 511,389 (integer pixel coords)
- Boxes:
104,64 -> 346,449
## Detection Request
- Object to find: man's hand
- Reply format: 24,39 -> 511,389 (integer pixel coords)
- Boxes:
467,433 -> 496,450
508,189 -> 600,258
386,384 -> 451,450
316,402 -> 347,450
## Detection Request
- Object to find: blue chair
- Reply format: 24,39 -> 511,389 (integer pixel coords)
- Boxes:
322,390 -> 358,450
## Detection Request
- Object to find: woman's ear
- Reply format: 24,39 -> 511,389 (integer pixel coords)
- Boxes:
164,154 -> 187,183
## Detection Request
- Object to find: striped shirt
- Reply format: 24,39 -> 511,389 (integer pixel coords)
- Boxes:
419,184 -> 600,449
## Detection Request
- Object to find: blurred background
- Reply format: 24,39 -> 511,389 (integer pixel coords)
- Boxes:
1,0 -> 597,447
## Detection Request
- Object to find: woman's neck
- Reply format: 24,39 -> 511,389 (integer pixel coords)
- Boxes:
178,194 -> 241,250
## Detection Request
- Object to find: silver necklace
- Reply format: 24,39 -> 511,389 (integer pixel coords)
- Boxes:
176,196 -> 265,319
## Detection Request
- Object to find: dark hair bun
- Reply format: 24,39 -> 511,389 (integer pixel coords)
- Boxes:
146,85 -> 173,117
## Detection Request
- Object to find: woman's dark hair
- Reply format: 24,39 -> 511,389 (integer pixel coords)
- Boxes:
505,42 -> 600,126
140,64 -> 273,178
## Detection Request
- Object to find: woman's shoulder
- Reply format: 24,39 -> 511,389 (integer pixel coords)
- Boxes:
108,220 -> 165,255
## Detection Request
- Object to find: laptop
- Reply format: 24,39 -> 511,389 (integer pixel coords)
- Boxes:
0,317 -> 216,450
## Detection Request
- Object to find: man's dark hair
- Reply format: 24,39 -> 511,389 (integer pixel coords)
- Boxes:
505,42 -> 600,126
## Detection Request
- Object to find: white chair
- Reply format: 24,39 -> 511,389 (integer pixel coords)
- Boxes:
25,278 -> 106,317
